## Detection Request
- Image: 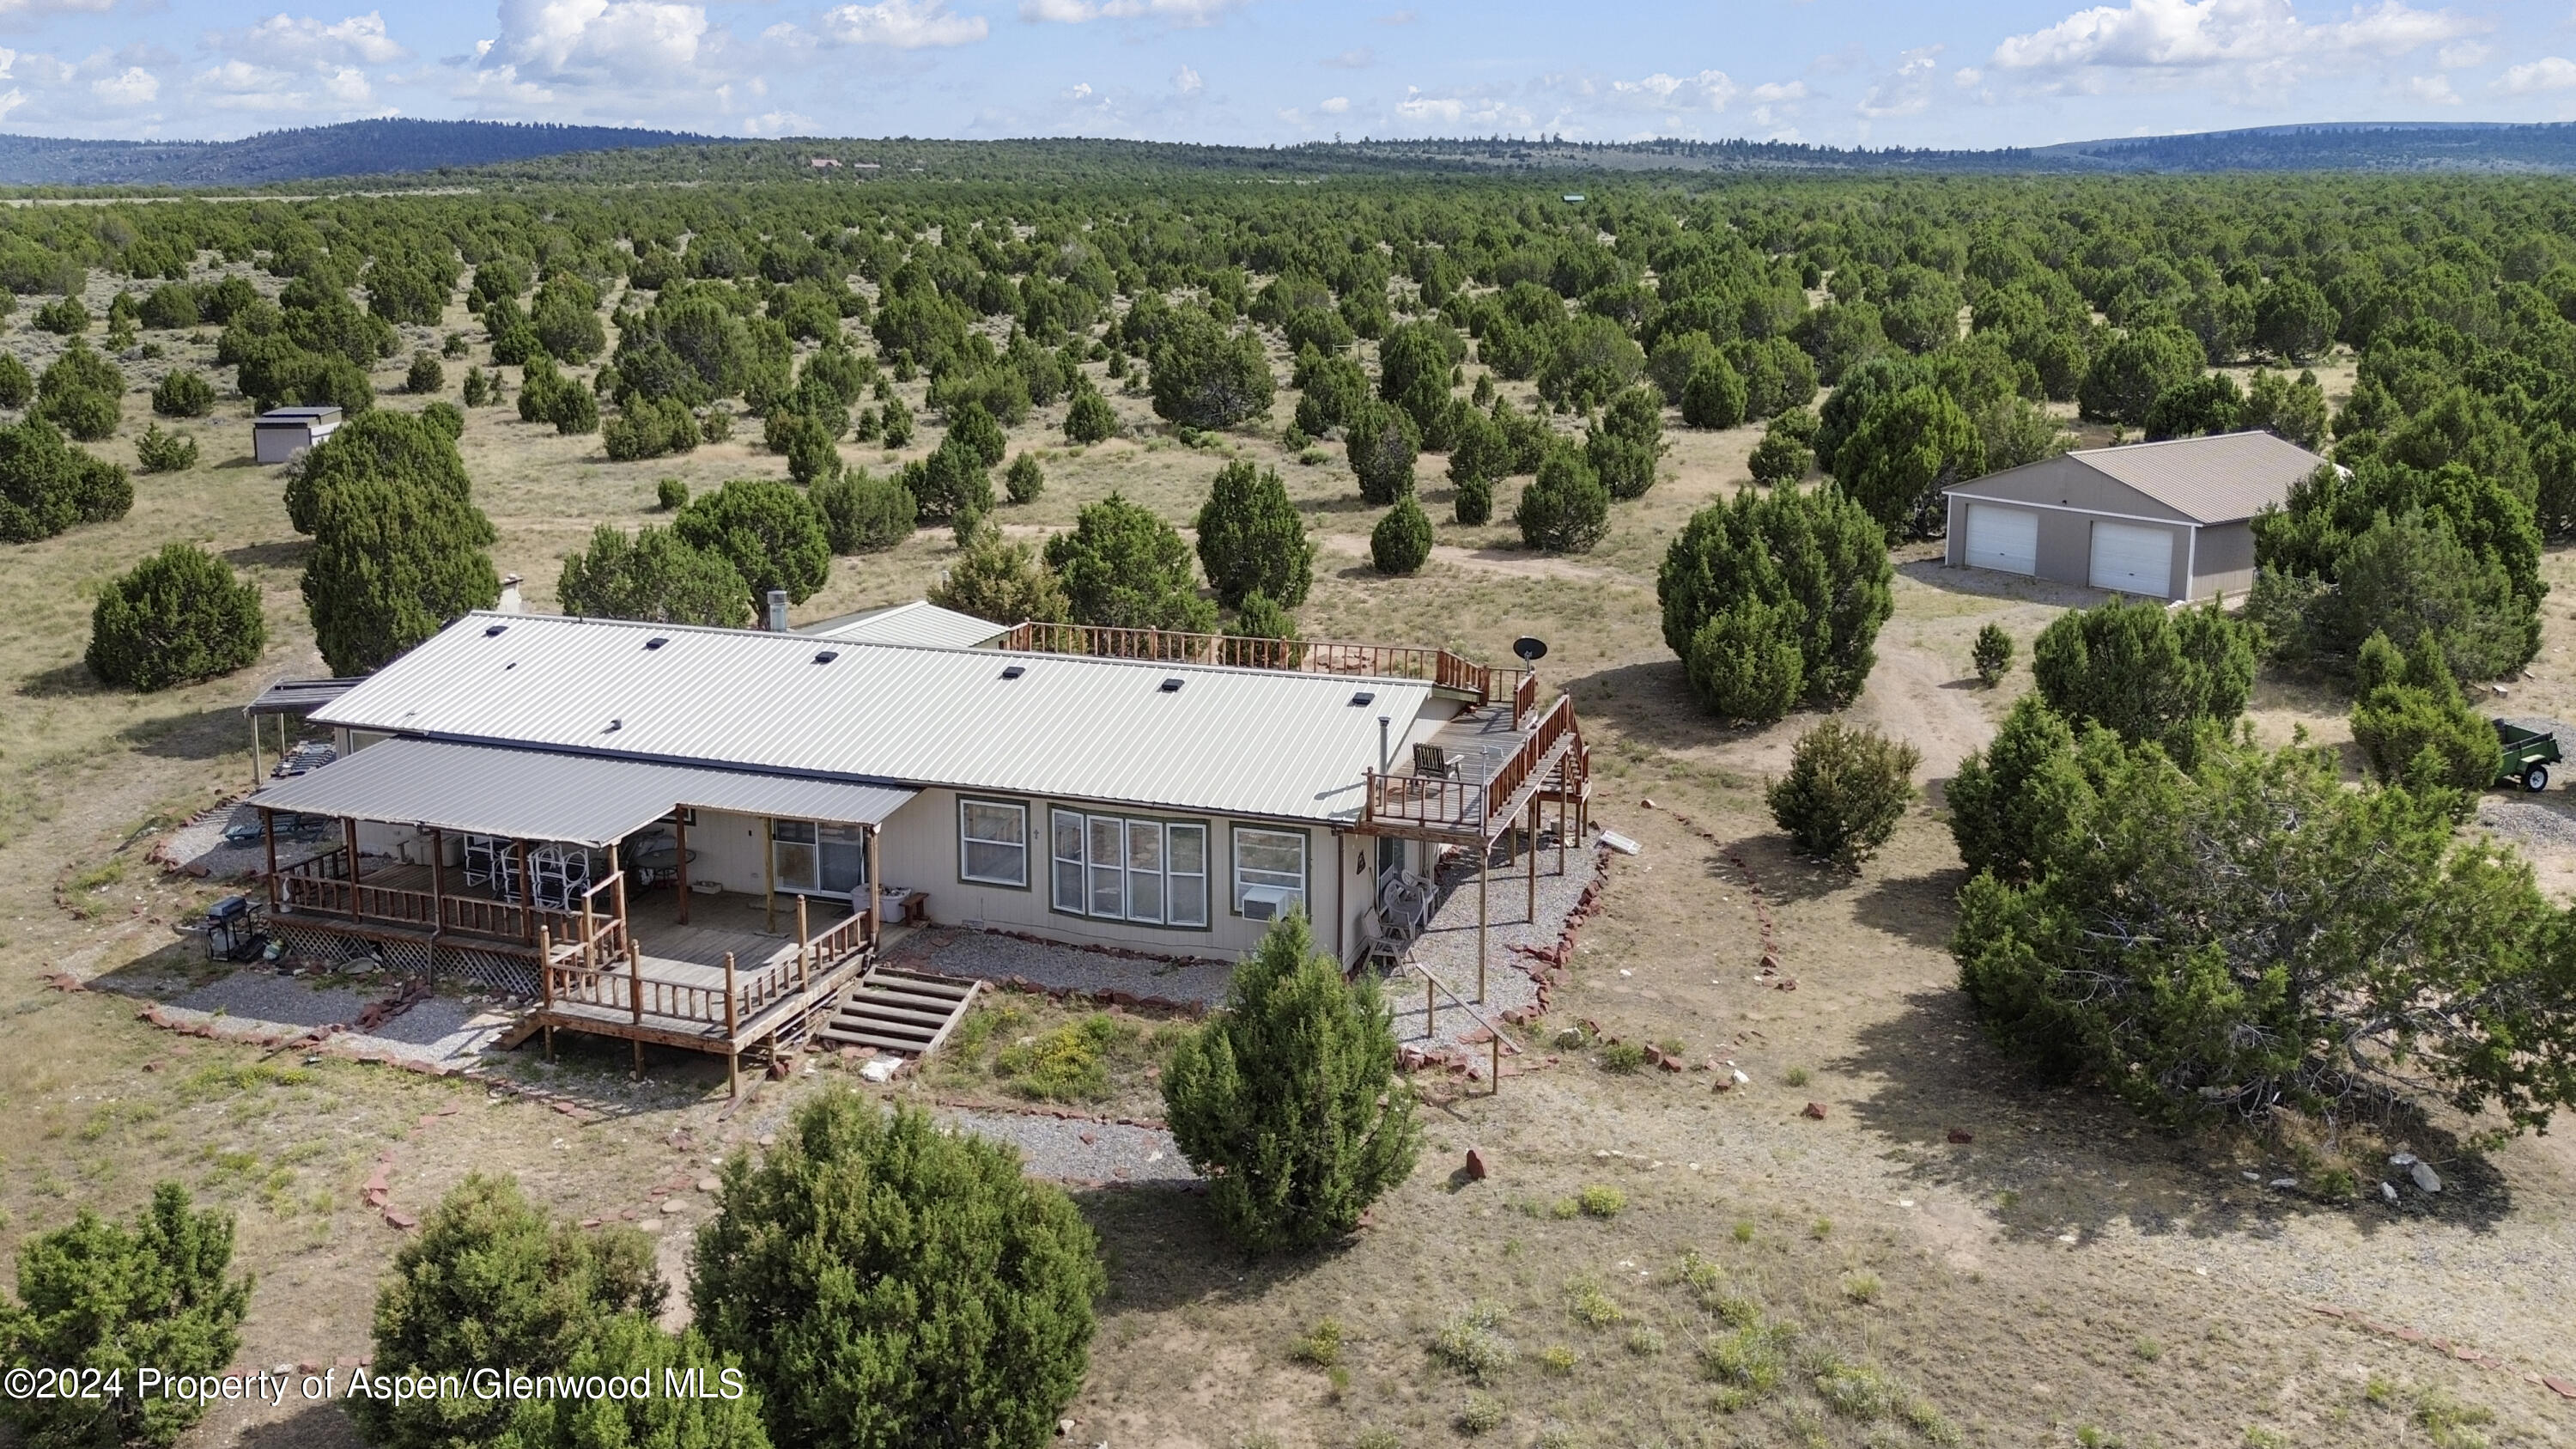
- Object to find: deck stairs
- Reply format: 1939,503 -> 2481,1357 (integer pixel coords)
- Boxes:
815,967 -> 982,1057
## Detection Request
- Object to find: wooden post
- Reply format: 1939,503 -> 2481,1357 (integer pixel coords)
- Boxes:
538,924 -> 555,1061
723,951 -> 739,1099
1476,837 -> 1488,1003
343,818 -> 364,922
428,829 -> 445,935
629,942 -> 645,1080
609,846 -> 629,953
248,715 -> 262,790
865,825 -> 882,947
261,808 -> 279,913
517,841 -> 537,945
1491,1032 -> 1501,1096
1527,795 -> 1539,923
796,893 -> 811,994
1425,971 -> 1435,1040
1557,790 -> 1567,877
762,818 -> 775,934
673,809 -> 691,925
581,885 -> 597,971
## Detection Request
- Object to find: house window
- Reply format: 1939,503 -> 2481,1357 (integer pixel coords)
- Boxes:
771,820 -> 867,896
1050,808 -> 1207,927
1232,827 -> 1309,916
958,799 -> 1029,886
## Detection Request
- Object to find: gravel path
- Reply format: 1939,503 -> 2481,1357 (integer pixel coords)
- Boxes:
939,1107 -> 1196,1185
106,965 -> 518,1068
154,799 -> 331,882
1390,835 -> 1604,1050
879,928 -> 1237,1009
2476,796 -> 2576,853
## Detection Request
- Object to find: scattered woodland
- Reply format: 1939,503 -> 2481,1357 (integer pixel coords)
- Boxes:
4,161 -> 2576,1449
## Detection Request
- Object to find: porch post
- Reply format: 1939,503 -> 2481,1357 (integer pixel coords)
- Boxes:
673,808 -> 691,925
248,714 -> 262,790
723,951 -> 739,1098
518,841 -> 538,946
796,893 -> 811,995
1557,791 -> 1567,877
261,808 -> 279,914
1476,836 -> 1488,1003
609,843 -> 628,945
428,828 -> 446,953
344,818 -> 363,922
762,818 -> 775,934
1527,795 -> 1539,923
865,825 -> 882,947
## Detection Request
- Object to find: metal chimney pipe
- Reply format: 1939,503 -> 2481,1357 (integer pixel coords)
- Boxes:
764,589 -> 788,632
1378,715 -> 1391,774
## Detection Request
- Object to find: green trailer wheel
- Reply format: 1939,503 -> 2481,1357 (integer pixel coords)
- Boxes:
2526,764 -> 2551,793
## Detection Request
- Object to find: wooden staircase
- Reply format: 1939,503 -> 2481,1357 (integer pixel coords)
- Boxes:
815,967 -> 981,1057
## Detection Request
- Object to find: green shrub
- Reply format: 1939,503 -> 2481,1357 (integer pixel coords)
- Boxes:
1747,421 -> 1815,485
1148,311 -> 1274,429
1045,492 -> 1217,631
1163,913 -> 1421,1252
672,478 -> 830,609
654,476 -> 689,512
945,399 -> 1007,467
1291,1318 -> 1344,1368
690,1092 -> 1104,1449
33,295 -> 87,334
1681,356 -> 1748,429
1767,721 -> 1921,869
1577,1184 -> 1625,1217
86,543 -> 263,691
1453,473 -> 1492,524
1598,1041 -> 1648,1073
556,523 -> 750,629
355,1176 -> 663,1449
811,468 -> 915,553
1370,495 -> 1433,575
603,395 -> 700,462
0,1184 -> 253,1449
1565,1277 -> 1624,1328
995,1019 -> 1114,1102
489,1316 -> 771,1449
301,476 -> 500,674
2032,597 -> 2255,765
1685,598 -> 1806,723
134,423 -> 197,473
700,404 -> 733,443
902,433 -> 993,521
1700,1323 -> 1790,1394
1428,1302 -> 1516,1385
1346,400 -> 1419,504
1197,458 -> 1313,606
1972,622 -> 2014,685
1005,451 -> 1045,503
420,400 -> 464,441
0,353 -> 30,409
461,366 -> 491,406
2349,629 -> 2495,803
283,407 -> 472,534
0,415 -> 131,542
150,368 -> 214,417
1516,449 -> 1609,553
932,534 -> 1070,624
1065,385 -> 1117,443
405,351 -> 444,394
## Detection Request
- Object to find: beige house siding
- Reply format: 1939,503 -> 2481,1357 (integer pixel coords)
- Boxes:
2190,521 -> 2257,601
872,786 -> 1341,962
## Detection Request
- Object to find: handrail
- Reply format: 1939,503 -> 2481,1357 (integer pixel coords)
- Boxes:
999,620 -> 1510,706
270,849 -> 583,948
1361,693 -> 1578,837
801,908 -> 873,971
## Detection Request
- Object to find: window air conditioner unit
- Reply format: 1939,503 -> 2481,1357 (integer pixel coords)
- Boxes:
1239,885 -> 1303,922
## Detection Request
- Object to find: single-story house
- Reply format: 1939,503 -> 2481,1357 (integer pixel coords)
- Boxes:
252,406 -> 343,464
1941,430 -> 2330,602
241,611 -> 1587,1075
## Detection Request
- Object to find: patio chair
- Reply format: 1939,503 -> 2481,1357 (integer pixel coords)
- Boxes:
1412,742 -> 1458,780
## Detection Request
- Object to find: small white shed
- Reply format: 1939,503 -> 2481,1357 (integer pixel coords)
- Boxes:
253,406 -> 342,465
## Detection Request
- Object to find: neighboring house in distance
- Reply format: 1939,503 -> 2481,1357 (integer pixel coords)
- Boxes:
1941,430 -> 2330,602
242,610 -> 1588,1079
252,405 -> 343,465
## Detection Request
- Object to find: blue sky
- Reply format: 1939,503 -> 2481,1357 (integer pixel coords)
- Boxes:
9,0 -> 2576,148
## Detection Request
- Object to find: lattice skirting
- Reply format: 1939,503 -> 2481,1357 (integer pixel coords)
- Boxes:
264,922 -> 539,997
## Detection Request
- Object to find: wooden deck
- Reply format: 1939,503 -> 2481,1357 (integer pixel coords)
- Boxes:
1360,692 -> 1589,844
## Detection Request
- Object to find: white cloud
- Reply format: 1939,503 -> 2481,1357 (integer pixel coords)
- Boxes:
1318,93 -> 1347,112
818,0 -> 987,48
1953,65 -> 1983,86
2436,39 -> 2488,67
739,107 -> 817,133
1391,83 -> 1531,128
1321,46 -> 1370,68
1858,44 -> 1941,115
1992,0 -> 2480,73
2495,54 -> 2576,91
483,0 -> 709,86
207,12 -> 406,67
1609,68 -> 1735,110
1747,79 -> 1809,102
1171,63 -> 1200,93
2404,70 -> 2457,100
1017,0 -> 1242,26
88,64 -> 154,104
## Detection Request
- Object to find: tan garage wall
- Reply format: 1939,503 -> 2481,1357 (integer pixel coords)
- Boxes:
2190,521 -> 2257,601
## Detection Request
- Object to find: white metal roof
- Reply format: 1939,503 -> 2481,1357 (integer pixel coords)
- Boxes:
253,739 -> 917,847
313,613 -> 1438,825
1947,430 -> 2328,526
799,600 -> 1010,650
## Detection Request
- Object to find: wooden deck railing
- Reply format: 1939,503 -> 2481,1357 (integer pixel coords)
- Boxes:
999,621 -> 1509,705
270,849 -> 580,947
1511,668 -> 1538,728
1363,694 -> 1581,838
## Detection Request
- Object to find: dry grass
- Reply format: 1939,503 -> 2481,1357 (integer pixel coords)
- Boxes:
3,288 -> 2573,1449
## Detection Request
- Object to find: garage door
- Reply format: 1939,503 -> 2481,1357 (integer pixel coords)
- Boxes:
1963,503 -> 2038,575
2088,521 -> 2176,597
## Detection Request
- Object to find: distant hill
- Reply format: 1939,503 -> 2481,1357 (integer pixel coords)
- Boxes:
7,116 -> 2576,190
0,119 -> 716,186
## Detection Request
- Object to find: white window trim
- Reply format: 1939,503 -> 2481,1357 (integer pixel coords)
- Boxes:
1050,807 -> 1209,928
957,797 -> 1030,888
1231,826 -> 1309,916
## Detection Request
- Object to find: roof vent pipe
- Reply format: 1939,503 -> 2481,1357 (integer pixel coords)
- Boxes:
764,589 -> 788,632
1378,715 -> 1391,775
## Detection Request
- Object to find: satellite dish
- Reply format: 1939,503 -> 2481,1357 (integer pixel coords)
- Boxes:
1511,636 -> 1549,662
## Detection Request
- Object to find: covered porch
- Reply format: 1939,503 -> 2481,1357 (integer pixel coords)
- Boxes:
248,738 -> 917,1091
